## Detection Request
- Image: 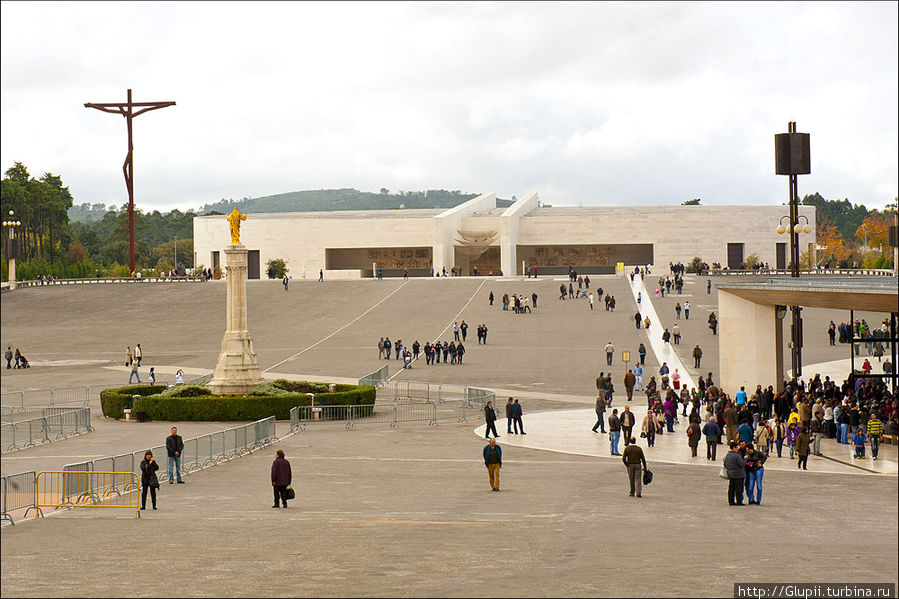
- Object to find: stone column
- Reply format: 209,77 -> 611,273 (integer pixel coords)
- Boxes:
207,244 -> 266,395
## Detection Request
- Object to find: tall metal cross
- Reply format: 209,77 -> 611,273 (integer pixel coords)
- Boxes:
85,89 -> 175,274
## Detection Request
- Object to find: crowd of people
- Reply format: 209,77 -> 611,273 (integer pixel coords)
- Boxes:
4,346 -> 30,369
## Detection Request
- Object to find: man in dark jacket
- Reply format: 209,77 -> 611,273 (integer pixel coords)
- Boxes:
484,401 -> 499,439
724,442 -> 747,505
703,417 -> 721,460
620,405 -> 636,446
592,395 -> 607,433
505,397 -> 514,434
622,440 -> 647,497
483,438 -> 502,491
166,427 -> 184,484
510,398 -> 525,434
608,409 -> 622,455
271,449 -> 292,508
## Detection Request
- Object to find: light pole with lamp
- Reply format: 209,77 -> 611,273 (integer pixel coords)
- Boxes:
775,122 -> 811,383
174,236 -> 178,275
3,210 -> 22,290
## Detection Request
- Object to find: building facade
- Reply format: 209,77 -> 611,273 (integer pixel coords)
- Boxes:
193,192 -> 816,278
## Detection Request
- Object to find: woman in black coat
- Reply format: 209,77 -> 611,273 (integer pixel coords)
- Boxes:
271,449 -> 292,509
139,450 -> 160,510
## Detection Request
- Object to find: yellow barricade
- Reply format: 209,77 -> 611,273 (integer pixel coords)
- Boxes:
35,471 -> 140,518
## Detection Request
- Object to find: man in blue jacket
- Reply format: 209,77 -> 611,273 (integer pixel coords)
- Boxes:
483,438 -> 502,491
510,398 -> 525,434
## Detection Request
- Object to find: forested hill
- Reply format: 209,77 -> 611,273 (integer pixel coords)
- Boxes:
197,188 -> 514,215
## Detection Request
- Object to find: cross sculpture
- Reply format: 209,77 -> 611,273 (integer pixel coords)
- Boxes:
85,89 -> 175,274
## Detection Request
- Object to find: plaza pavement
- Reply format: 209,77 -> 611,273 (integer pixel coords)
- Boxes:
1,275 -> 897,597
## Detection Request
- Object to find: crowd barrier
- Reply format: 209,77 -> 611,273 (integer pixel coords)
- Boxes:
0,416 -> 277,524
2,276 -> 207,292
35,471 -> 140,518
288,398 -> 490,432
708,268 -> 894,277
1,407 -> 92,452
0,471 -> 39,525
358,364 -> 389,387
0,374 -> 213,413
377,380 -> 494,409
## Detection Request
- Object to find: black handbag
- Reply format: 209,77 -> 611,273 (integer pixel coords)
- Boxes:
149,476 -> 160,489
285,487 -> 296,500
642,469 -> 653,485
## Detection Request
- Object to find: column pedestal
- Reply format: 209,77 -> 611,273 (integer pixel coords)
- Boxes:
207,245 -> 265,395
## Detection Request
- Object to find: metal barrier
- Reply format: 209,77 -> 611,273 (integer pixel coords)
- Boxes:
0,471 -> 39,525
290,402 -> 461,430
35,471 -> 140,518
0,375 -> 213,411
3,276 -> 207,291
1,408 -> 92,452
359,364 -> 389,387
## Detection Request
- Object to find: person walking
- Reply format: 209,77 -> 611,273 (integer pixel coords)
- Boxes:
589,292 -> 594,310
622,440 -> 647,498
283,275 -> 289,291
707,279 -> 712,294
139,450 -> 160,510
867,413 -> 884,460
692,345 -> 702,369
483,437 -> 502,491
453,322 -> 460,341
620,405 -> 636,446
134,344 -> 142,367
4,346 -> 12,369
128,361 -> 141,384
638,343 -> 647,366
318,269 -> 323,282
166,427 -> 184,484
510,398 -> 525,434
489,291 -> 494,306
624,369 -> 636,402
633,363 -> 644,391
126,346 -> 133,366
703,416 -> 721,460
810,414 -> 825,456
592,394 -> 607,433
684,301 -> 690,320
271,449 -> 292,508
505,397 -> 514,434
662,329 -> 671,346
724,442 -> 747,506
604,341 -> 614,366
687,420 -> 702,457
796,427 -> 811,469
608,409 -> 622,455
675,302 -> 682,319
484,400 -> 500,439
672,324 -> 681,345
641,410 -> 656,448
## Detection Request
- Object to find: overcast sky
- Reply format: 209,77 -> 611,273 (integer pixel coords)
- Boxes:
2,2 -> 897,213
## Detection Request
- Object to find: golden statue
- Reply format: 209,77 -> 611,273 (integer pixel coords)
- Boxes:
227,208 -> 247,244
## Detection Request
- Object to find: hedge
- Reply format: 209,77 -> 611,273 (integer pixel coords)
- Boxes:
100,385 -> 168,419
100,383 -> 376,421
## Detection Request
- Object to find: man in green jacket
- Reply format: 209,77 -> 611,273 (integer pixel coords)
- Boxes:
622,438 -> 647,498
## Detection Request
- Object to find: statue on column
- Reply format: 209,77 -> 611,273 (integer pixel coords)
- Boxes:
227,208 -> 247,244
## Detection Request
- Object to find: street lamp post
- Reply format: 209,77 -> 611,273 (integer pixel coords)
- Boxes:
174,236 -> 178,274
775,122 -> 811,383
3,210 -> 22,290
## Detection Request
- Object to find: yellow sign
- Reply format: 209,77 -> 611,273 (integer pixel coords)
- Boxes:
616,262 -> 625,272
621,351 -> 630,363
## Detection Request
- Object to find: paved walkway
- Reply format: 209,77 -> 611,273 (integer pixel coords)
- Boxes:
474,408 -> 898,476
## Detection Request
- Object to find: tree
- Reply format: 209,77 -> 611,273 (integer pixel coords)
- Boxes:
66,240 -> 87,264
266,258 -> 289,278
682,198 -> 701,205
854,214 -> 890,252
380,188 -> 389,195
816,217 -> 851,263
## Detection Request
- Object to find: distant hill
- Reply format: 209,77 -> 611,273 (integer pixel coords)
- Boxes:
68,189 -> 515,223
198,188 -> 513,215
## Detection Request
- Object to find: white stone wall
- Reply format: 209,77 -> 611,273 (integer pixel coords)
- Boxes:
518,205 -> 816,268
193,203 -> 816,277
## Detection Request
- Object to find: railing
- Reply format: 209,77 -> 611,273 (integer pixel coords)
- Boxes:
376,380 -> 495,409
0,374 -> 213,412
35,471 -> 140,518
2,276 -> 207,291
708,268 -> 894,277
0,471 -> 39,525
358,364 -> 389,387
1,408 -> 92,452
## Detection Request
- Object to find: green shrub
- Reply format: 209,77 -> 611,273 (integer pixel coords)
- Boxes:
101,385 -> 167,419
250,383 -> 303,397
271,379 -> 330,393
155,384 -> 212,398
100,383 -> 376,421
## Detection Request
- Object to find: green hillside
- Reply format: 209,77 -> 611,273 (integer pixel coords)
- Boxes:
198,188 -> 513,215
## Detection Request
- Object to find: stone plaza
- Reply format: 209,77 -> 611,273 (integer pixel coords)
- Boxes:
1,270 -> 897,597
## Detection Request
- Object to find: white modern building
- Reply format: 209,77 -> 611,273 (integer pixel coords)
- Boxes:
193,192 -> 816,278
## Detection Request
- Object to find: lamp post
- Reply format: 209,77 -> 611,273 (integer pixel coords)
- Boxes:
775,122 -> 811,382
174,236 -> 178,273
3,210 -> 22,290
